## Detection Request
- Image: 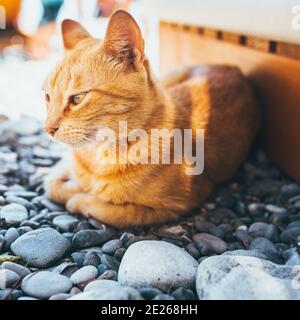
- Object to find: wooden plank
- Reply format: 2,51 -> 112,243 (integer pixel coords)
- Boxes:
246,36 -> 270,52
159,21 -> 300,181
277,42 -> 300,60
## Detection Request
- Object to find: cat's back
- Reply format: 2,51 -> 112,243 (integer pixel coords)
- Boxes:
165,64 -> 260,182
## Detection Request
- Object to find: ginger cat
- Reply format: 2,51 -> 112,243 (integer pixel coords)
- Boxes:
44,10 -> 260,228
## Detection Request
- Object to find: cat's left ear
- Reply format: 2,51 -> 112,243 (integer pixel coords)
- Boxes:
103,10 -> 145,71
61,19 -> 91,50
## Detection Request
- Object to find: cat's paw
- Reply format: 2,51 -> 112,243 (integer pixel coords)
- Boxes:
66,193 -> 89,216
45,176 -> 82,204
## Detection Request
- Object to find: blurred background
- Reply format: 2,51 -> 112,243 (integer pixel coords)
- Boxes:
0,0 -> 159,120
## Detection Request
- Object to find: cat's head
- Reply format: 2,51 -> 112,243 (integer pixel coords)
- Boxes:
44,10 -> 149,147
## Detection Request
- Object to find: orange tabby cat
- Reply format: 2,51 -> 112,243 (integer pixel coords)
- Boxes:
44,10 -> 260,227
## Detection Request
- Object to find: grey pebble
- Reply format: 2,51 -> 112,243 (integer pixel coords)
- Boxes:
52,215 -> 79,232
11,228 -> 70,268
1,261 -> 31,278
249,237 -> 281,263
70,266 -> 99,285
83,251 -> 101,267
0,203 -> 28,226
193,233 -> 227,254
21,271 -> 73,299
0,269 -> 20,289
72,229 -> 113,249
4,227 -> 19,250
102,239 -> 123,255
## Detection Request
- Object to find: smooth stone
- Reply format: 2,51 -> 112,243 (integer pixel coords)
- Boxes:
100,254 -> 120,271
114,248 -> 126,261
171,287 -> 195,300
84,279 -> 120,292
0,269 -> 20,289
118,241 -> 198,291
185,243 -> 201,260
280,227 -> 300,244
249,222 -> 279,242
196,255 -> 300,299
1,261 -> 31,278
234,229 -> 252,248
193,233 -> 227,254
102,239 -> 123,255
72,230 -> 113,249
70,266 -> 98,285
281,183 -> 300,198
223,249 -> 268,260
83,252 -> 101,267
138,287 -> 162,300
49,293 -> 72,300
4,227 -> 19,250
284,248 -> 300,266
69,288 -> 130,300
52,215 -> 79,232
21,271 -> 73,299
71,252 -> 85,267
11,228 -> 70,267
0,235 -> 4,251
249,237 -> 281,263
153,294 -> 175,300
0,204 -> 28,225
18,296 -> 39,300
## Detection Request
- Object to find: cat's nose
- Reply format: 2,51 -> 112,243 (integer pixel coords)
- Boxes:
45,127 -> 59,136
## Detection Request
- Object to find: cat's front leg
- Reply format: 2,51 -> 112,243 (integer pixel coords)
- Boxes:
66,193 -> 181,228
44,160 -> 82,204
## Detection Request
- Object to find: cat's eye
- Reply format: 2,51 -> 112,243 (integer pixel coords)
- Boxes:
69,93 -> 86,106
45,93 -> 50,103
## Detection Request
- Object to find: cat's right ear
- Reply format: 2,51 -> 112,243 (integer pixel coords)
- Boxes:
61,19 -> 91,50
102,10 -> 144,71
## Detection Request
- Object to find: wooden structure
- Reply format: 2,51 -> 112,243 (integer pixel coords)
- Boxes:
159,21 -> 300,180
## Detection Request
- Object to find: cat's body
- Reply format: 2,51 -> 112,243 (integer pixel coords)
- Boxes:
44,11 -> 260,227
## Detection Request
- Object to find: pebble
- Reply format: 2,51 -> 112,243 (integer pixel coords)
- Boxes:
0,269 -> 20,289
52,215 -> 79,232
152,294 -> 175,300
249,222 -> 279,242
4,227 -> 19,250
114,248 -> 126,261
0,235 -> 4,251
100,254 -> 120,271
72,230 -> 113,249
193,233 -> 227,254
171,287 -> 195,300
138,287 -> 162,300
83,252 -> 101,267
196,255 -> 300,299
71,252 -> 85,267
49,293 -> 72,300
11,228 -> 70,267
84,279 -> 120,292
1,261 -> 31,278
118,241 -> 198,291
70,266 -> 99,285
21,271 -> 73,299
280,227 -> 300,244
102,239 -> 123,255
0,204 -> 28,226
249,237 -> 281,263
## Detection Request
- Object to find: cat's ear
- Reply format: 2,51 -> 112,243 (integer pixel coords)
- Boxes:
61,19 -> 91,50
103,10 -> 144,71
